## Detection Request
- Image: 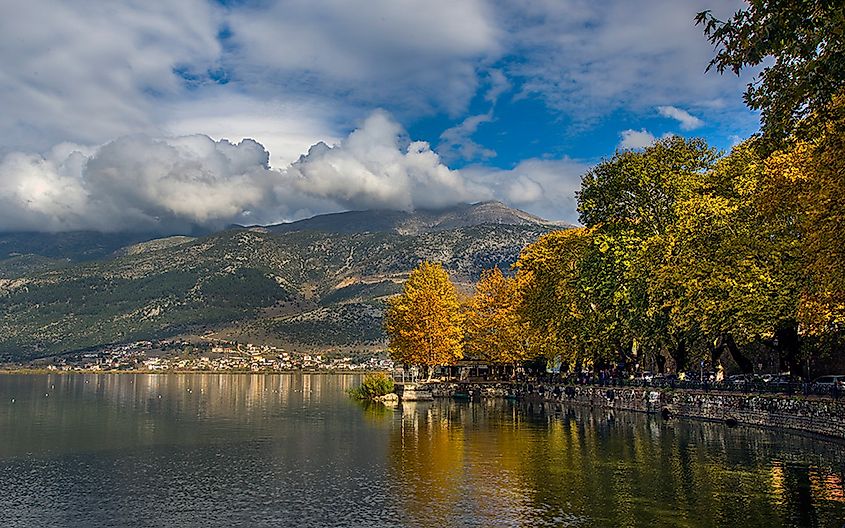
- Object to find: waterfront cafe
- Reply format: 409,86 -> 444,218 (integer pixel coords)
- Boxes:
440,360 -> 492,381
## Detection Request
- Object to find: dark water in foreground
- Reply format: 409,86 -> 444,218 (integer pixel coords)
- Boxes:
0,374 -> 843,528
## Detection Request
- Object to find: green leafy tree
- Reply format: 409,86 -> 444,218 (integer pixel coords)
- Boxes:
697,2 -> 845,141
576,136 -> 719,371
516,228 -> 598,370
649,140 -> 803,373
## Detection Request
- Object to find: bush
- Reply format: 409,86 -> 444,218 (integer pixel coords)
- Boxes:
348,372 -> 395,399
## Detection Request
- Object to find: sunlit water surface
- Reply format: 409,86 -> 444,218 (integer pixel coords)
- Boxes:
0,373 -> 843,527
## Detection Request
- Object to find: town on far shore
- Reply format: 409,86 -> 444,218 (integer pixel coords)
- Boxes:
0,339 -> 394,373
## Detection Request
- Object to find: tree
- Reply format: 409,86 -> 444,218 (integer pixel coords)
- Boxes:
464,267 -> 543,367
384,261 -> 464,380
763,93 -> 845,332
576,136 -> 719,371
697,2 -> 845,141
515,228 -> 596,370
648,140 -> 803,374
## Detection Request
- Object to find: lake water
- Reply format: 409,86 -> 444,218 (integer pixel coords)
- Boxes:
0,373 -> 843,528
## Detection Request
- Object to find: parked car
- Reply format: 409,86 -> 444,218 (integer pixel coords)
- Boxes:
727,374 -> 763,385
765,374 -> 802,389
813,375 -> 845,386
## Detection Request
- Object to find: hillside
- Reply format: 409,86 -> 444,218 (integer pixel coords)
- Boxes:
0,203 -> 566,359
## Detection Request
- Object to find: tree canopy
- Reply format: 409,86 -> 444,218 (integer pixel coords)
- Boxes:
697,1 -> 845,141
463,267 -> 544,365
384,261 -> 464,377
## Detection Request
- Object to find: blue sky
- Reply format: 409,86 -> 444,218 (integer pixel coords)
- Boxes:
0,0 -> 760,232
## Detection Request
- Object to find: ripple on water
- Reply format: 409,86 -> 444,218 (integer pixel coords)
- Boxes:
1,374 -> 843,528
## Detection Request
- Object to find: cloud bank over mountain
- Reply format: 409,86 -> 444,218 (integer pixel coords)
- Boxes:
2,111 -> 584,233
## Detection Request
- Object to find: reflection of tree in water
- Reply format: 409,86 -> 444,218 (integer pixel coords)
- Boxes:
388,402 -> 466,526
518,402 -> 845,527
387,398 -> 845,528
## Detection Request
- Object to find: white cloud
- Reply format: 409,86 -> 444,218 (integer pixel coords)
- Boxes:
162,93 -> 341,168
618,129 -> 657,150
284,110 -> 489,212
485,69 -> 512,104
0,135 -> 275,233
224,0 -> 501,117
0,109 -> 593,232
462,157 -> 589,224
0,0 -> 757,169
0,0 -> 222,152
437,113 -> 497,163
657,106 -> 704,130
0,111 -> 502,232
499,0 -> 752,123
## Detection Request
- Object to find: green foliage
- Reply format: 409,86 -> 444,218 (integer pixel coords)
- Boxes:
347,372 -> 395,400
697,2 -> 845,141
577,136 -> 718,232
570,137 -> 720,367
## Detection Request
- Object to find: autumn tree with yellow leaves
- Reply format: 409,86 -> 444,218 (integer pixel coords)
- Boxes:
764,94 -> 845,332
463,267 -> 545,367
384,261 -> 464,380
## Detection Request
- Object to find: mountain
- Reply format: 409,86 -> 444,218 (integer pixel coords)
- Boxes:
0,202 -> 568,360
262,201 -> 571,235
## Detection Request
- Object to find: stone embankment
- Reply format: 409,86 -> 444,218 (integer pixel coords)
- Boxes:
423,381 -> 845,440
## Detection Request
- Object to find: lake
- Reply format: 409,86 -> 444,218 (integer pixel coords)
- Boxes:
0,373 -> 843,527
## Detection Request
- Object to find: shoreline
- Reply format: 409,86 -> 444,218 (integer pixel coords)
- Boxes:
418,381 -> 845,440
0,369 -> 380,375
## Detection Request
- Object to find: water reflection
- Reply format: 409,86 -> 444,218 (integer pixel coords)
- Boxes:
388,399 -> 845,528
0,374 -> 843,528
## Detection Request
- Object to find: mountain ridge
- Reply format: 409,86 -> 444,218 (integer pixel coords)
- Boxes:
258,201 -> 571,235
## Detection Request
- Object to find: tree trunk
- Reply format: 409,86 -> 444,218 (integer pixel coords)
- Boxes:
722,333 -> 754,374
774,319 -> 801,376
668,339 -> 688,373
708,341 -> 723,370
655,354 -> 666,374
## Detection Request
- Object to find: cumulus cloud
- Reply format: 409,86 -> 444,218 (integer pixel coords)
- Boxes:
284,111 -> 488,212
657,105 -> 704,130
462,158 -> 589,224
163,94 -> 341,167
0,136 -> 276,233
0,111 -> 505,233
618,129 -> 657,150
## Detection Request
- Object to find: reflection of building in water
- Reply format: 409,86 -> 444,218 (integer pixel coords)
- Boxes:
811,469 -> 845,503
30,372 -> 364,425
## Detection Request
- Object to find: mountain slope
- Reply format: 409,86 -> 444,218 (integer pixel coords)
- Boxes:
0,203 -> 567,359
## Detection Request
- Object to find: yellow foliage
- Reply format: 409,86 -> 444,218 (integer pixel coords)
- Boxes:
764,93 -> 845,330
464,267 -> 544,364
515,228 -> 595,367
384,261 -> 464,368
